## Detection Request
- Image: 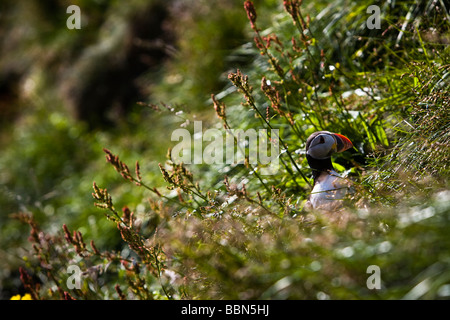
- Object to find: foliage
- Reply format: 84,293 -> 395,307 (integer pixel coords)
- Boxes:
1,0 -> 449,300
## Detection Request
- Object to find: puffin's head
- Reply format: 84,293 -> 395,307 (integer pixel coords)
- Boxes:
306,131 -> 353,160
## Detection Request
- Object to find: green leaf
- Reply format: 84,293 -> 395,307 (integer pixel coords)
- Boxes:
358,114 -> 376,150
373,121 -> 389,147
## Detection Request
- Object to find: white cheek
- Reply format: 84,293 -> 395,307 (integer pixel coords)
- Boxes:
307,144 -> 329,159
307,135 -> 336,159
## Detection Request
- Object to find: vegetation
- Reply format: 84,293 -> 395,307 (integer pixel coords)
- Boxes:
0,0 -> 449,300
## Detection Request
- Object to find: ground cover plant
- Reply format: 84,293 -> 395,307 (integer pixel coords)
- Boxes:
1,0 -> 449,300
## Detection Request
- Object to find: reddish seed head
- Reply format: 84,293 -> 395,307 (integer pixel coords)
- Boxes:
244,1 -> 257,30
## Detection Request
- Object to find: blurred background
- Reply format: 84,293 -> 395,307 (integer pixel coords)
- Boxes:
0,0 -> 271,298
0,0 -> 449,300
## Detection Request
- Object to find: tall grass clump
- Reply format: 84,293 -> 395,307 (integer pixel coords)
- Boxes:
13,0 -> 450,299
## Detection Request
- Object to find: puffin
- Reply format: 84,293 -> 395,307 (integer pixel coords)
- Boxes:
305,131 -> 353,211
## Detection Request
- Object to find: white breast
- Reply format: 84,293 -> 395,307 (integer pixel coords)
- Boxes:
309,170 -> 351,211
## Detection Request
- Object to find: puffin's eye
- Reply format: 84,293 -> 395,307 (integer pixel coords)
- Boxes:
319,136 -> 325,144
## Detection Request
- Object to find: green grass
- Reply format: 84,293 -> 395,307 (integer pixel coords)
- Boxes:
1,0 -> 449,300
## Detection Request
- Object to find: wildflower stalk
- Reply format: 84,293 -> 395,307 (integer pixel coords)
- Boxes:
245,1 -> 284,79
103,148 -> 198,211
213,92 -> 300,213
262,77 -> 308,140
212,94 -> 273,194
286,2 -> 358,132
284,0 -> 319,69
229,70 -> 312,188
284,0 -> 331,127
158,161 -> 209,203
223,176 -> 276,216
92,181 -> 172,299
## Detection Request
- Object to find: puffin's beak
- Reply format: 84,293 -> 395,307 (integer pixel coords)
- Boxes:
333,133 -> 353,152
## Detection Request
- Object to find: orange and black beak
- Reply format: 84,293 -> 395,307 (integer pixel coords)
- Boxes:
332,133 -> 353,153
